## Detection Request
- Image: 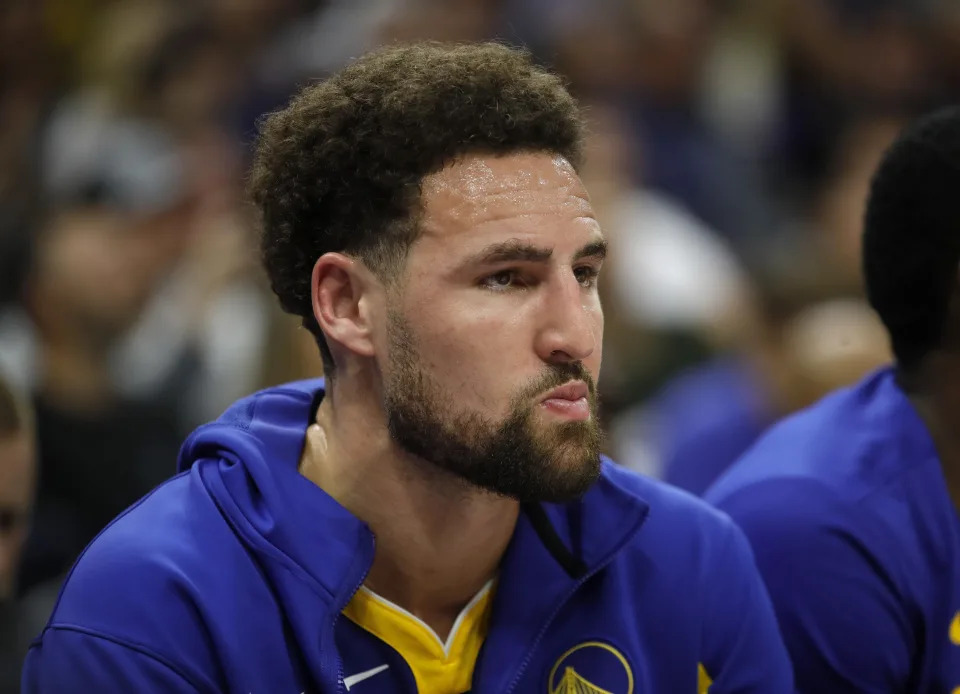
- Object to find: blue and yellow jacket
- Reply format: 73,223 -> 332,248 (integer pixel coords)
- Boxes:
23,380 -> 792,693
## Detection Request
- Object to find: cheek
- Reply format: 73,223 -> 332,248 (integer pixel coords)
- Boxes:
410,308 -> 529,404
592,299 -> 605,334
423,316 -> 518,376
411,291 -> 526,356
591,306 -> 605,368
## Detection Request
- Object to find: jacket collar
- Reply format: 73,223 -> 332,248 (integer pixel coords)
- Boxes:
179,379 -> 651,613
474,462 -> 650,693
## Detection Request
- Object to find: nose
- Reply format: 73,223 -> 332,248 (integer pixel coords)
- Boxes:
534,272 -> 599,364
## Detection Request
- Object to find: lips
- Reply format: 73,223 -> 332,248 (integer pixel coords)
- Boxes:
540,381 -> 589,403
539,380 -> 591,421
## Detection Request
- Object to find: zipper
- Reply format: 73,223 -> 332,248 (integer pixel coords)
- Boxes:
496,502 -> 650,694
330,531 -> 376,693
498,564 -> 599,694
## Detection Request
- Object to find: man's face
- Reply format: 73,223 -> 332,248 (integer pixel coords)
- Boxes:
34,209 -> 172,344
379,152 -> 606,502
0,433 -> 34,602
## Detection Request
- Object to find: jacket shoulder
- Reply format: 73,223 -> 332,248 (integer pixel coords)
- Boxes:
38,472 -> 237,678
602,461 -> 739,540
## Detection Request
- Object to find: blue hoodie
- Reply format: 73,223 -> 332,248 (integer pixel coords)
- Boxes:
24,380 -> 792,693
707,367 -> 960,693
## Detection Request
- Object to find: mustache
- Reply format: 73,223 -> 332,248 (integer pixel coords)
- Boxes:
516,362 -> 596,404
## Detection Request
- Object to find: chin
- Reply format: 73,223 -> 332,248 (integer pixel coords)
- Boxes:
542,454 -> 603,500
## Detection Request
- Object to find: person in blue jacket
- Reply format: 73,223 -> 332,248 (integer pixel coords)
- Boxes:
23,42 -> 792,693
707,105 -> 960,693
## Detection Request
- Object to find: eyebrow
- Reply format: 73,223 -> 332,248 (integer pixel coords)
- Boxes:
463,237 -> 607,269
573,240 -> 608,262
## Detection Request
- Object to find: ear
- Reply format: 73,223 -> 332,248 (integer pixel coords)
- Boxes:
311,253 -> 380,361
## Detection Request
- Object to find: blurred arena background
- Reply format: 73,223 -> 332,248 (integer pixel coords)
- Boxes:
2,0 -> 958,687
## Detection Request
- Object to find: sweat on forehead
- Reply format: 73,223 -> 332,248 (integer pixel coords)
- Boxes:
419,153 -> 592,230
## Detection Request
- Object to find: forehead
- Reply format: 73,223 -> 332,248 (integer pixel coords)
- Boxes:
418,152 -> 597,249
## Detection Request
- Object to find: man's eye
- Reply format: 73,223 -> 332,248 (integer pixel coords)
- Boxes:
482,270 -> 519,290
574,266 -> 599,288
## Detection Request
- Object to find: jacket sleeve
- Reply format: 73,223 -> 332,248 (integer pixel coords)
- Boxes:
711,479 -> 914,693
699,514 -> 795,694
22,627 -> 205,693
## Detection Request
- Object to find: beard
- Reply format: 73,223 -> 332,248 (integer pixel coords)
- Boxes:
383,312 -> 603,503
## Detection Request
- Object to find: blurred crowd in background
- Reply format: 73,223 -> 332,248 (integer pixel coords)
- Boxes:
2,0 -> 959,687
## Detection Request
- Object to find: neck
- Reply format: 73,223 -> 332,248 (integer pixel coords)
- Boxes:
38,337 -> 115,412
903,358 -> 960,506
299,374 -> 519,640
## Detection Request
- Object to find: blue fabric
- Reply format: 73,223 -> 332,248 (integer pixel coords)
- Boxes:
653,359 -> 772,497
707,367 -> 960,693
24,380 -> 792,693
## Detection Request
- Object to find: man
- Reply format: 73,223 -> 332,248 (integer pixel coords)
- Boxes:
17,196 -> 186,593
0,371 -> 37,692
706,105 -> 960,693
24,42 -> 791,693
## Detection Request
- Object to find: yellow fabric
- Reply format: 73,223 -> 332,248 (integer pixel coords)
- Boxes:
698,663 -> 713,693
342,581 -> 495,694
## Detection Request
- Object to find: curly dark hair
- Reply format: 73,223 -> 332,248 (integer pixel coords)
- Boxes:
249,41 -> 585,376
863,106 -> 960,373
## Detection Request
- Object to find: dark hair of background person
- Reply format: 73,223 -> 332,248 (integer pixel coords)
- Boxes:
862,106 -> 960,375
248,41 -> 585,378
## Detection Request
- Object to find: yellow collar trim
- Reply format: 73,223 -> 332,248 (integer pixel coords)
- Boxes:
344,579 -> 494,661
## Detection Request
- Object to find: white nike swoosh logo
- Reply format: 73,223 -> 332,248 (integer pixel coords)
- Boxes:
343,664 -> 390,690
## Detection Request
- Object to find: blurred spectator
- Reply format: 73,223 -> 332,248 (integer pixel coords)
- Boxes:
18,200 -> 186,592
610,109 -> 906,493
810,113 -> 906,292
553,0 -> 781,251
246,0 -> 394,125
936,2 -> 960,88
42,2 -> 274,419
378,0 -> 503,43
0,0 -> 62,243
0,372 -> 36,693
19,66 -> 283,593
612,269 -> 890,495
771,0 -> 948,198
580,103 -> 750,415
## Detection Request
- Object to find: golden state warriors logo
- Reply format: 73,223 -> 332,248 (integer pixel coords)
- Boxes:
548,641 -> 633,694
949,611 -> 960,694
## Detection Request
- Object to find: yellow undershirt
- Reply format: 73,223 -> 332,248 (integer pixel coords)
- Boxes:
342,580 -> 495,694
698,663 -> 713,693
343,579 -> 711,693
